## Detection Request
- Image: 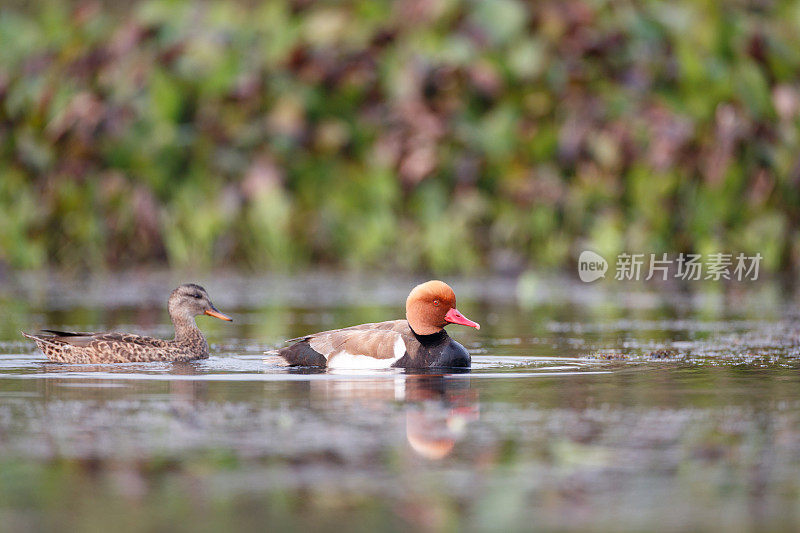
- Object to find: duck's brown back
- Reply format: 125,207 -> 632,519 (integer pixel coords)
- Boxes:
277,320 -> 411,367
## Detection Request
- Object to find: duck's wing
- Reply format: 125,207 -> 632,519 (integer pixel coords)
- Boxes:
92,332 -> 169,348
283,320 -> 409,343
277,321 -> 413,368
41,329 -> 95,337
22,330 -> 96,348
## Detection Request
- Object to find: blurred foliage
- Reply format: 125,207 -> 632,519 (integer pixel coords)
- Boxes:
1,0 -> 800,273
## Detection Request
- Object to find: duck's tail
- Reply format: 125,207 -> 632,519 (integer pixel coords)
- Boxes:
21,330 -> 43,342
263,349 -> 289,366
21,331 -> 61,347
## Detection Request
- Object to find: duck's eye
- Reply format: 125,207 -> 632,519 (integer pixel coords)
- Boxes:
433,299 -> 440,306
192,293 -> 202,299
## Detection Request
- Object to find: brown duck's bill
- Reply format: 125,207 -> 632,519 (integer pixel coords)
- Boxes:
205,308 -> 233,321
444,308 -> 480,329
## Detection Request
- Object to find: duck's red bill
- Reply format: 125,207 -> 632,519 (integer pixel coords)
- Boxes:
205,309 -> 233,321
444,308 -> 480,329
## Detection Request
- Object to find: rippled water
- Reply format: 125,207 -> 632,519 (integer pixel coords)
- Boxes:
1,272 -> 799,532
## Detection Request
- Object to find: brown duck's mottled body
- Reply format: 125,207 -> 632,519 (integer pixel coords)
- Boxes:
22,283 -> 231,364
22,330 -> 208,364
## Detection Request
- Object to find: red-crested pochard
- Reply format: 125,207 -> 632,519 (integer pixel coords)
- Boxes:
270,280 -> 480,369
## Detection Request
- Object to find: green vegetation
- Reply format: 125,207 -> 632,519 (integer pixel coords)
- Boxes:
1,0 -> 800,273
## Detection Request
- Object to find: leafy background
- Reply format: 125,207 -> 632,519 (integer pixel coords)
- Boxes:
1,0 -> 799,274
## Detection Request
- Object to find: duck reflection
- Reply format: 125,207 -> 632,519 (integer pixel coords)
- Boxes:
405,375 -> 479,459
309,372 -> 479,460
37,360 -> 208,409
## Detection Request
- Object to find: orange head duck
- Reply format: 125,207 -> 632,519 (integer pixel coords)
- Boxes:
272,280 -> 480,369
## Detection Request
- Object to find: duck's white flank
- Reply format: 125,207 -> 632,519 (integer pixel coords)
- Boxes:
326,336 -> 406,369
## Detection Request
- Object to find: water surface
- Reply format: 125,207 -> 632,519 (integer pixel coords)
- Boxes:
1,272 -> 799,532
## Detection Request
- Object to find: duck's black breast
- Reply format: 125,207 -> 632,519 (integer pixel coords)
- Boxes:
394,329 -> 471,369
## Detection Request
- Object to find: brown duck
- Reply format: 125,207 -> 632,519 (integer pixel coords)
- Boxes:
22,283 -> 232,363
272,280 -> 479,369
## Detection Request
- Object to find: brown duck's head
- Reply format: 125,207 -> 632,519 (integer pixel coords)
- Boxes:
406,280 -> 479,335
168,283 -> 232,322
